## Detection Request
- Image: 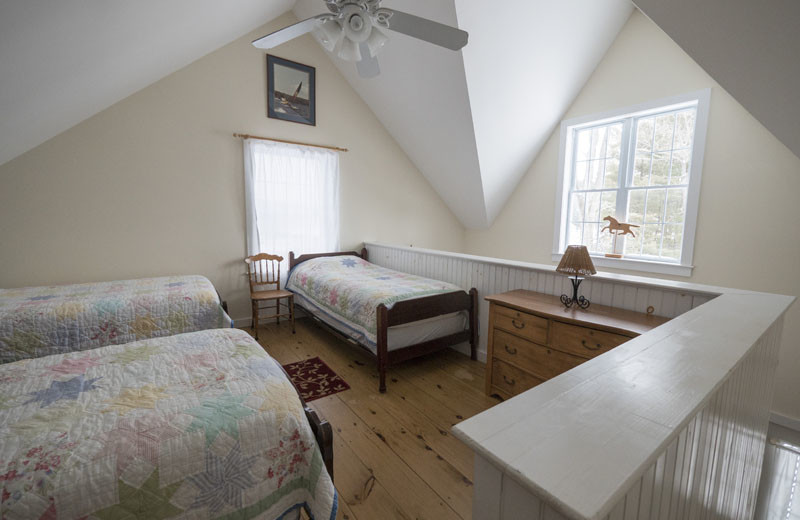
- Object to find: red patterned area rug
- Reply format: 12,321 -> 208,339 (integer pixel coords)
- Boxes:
282,357 -> 350,402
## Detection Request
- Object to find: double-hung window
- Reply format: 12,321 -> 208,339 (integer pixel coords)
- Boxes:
553,89 -> 710,276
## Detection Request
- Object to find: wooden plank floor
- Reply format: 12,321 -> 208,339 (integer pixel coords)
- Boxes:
248,318 -> 499,520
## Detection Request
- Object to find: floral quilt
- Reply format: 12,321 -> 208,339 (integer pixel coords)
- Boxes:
0,328 -> 337,520
0,275 -> 232,364
285,256 -> 463,346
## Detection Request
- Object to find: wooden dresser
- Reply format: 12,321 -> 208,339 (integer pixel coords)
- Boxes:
485,290 -> 669,399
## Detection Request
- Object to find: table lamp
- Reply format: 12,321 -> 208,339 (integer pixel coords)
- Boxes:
556,245 -> 596,309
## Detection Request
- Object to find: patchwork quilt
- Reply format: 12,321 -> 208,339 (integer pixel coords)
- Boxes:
285,256 -> 463,346
0,328 -> 337,520
0,275 -> 232,364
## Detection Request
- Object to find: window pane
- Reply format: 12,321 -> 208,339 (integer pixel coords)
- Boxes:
633,154 -> 651,186
636,117 -> 654,153
591,126 -> 607,159
661,223 -> 683,261
607,124 -> 622,159
624,225 -> 644,255
574,160 -> 588,190
597,227 -> 613,254
654,113 -> 676,151
665,188 -> 687,223
568,221 -> 582,245
588,159 -> 604,189
645,188 -> 666,223
604,158 -> 619,188
601,191 -> 617,219
576,129 -> 591,161
628,190 -> 646,224
674,110 -> 696,148
670,149 -> 691,185
585,192 -> 601,222
641,224 -> 661,256
651,152 -> 670,186
570,193 -> 586,222
584,222 -> 600,252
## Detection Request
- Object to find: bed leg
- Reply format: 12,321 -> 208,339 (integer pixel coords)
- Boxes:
469,288 -> 479,361
290,295 -> 296,334
253,301 -> 259,341
377,304 -> 388,393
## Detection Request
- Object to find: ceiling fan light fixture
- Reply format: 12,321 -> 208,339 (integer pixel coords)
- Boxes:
337,37 -> 362,62
366,26 -> 388,57
312,18 -> 342,52
341,5 -> 372,43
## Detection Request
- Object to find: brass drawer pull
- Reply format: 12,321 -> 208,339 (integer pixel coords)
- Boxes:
581,339 -> 603,351
511,319 -> 525,329
504,344 -> 517,355
503,375 -> 516,386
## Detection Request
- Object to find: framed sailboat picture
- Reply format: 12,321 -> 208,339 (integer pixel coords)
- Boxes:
266,55 -> 316,126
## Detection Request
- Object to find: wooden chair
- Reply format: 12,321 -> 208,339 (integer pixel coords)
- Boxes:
245,253 -> 295,340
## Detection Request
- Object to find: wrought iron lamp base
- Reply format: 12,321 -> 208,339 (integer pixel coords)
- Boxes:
560,276 -> 590,309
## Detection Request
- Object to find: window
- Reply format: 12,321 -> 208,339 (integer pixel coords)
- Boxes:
553,90 -> 710,276
243,139 -> 340,282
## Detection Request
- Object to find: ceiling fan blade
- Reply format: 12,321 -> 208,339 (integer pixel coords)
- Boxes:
381,8 -> 468,51
357,42 -> 380,78
252,15 -> 330,50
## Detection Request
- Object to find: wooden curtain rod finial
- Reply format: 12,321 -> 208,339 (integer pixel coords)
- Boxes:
233,133 -> 348,152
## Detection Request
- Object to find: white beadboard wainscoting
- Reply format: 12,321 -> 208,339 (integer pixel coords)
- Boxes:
364,242 -> 719,361
364,243 -> 794,519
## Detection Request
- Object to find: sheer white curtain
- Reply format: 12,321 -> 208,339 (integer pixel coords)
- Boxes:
243,139 -> 340,283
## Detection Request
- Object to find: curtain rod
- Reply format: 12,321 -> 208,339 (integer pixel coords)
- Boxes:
233,133 -> 348,152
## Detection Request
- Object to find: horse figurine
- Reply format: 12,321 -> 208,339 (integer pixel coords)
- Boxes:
602,216 -> 639,238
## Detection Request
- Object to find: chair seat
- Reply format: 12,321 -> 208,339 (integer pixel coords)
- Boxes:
250,289 -> 293,301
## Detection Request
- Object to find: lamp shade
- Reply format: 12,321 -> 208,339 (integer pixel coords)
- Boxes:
556,245 -> 596,277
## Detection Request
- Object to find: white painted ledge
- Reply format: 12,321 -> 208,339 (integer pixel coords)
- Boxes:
365,241 -> 743,297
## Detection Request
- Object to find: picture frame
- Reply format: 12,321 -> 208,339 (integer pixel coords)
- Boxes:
266,54 -> 316,126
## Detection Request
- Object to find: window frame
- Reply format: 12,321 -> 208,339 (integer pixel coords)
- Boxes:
552,89 -> 711,277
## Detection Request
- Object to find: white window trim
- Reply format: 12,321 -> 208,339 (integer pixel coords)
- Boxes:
552,88 -> 711,277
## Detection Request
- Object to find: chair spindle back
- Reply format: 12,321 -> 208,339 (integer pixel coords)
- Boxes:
245,253 -> 283,291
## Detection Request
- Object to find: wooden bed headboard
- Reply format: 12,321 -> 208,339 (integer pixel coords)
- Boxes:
288,248 -> 368,270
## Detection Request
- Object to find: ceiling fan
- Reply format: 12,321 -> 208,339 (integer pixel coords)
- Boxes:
252,0 -> 469,78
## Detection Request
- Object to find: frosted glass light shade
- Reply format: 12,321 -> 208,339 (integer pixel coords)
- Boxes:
337,37 -> 362,61
366,26 -> 388,57
312,19 -> 342,52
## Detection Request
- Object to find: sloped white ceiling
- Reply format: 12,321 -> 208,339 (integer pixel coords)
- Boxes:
633,0 -> 800,160
294,0 -> 487,228
0,0 -> 294,167
294,0 -> 633,229
456,0 -> 633,224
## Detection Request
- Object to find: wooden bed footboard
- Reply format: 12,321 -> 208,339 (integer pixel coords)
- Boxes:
377,287 -> 478,392
279,364 -> 334,481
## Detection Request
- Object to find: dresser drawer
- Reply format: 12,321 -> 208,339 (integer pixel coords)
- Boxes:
491,359 -> 543,397
551,321 -> 630,359
493,329 -> 586,380
493,305 -> 548,344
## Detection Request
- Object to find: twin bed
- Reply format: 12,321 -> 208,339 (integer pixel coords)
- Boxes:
286,249 -> 478,393
0,275 -> 232,364
0,275 -> 336,520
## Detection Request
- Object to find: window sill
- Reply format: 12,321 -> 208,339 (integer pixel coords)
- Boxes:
551,253 -> 694,277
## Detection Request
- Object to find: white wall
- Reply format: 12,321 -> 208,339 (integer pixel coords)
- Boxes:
0,12 -> 466,322
464,10 -> 800,419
